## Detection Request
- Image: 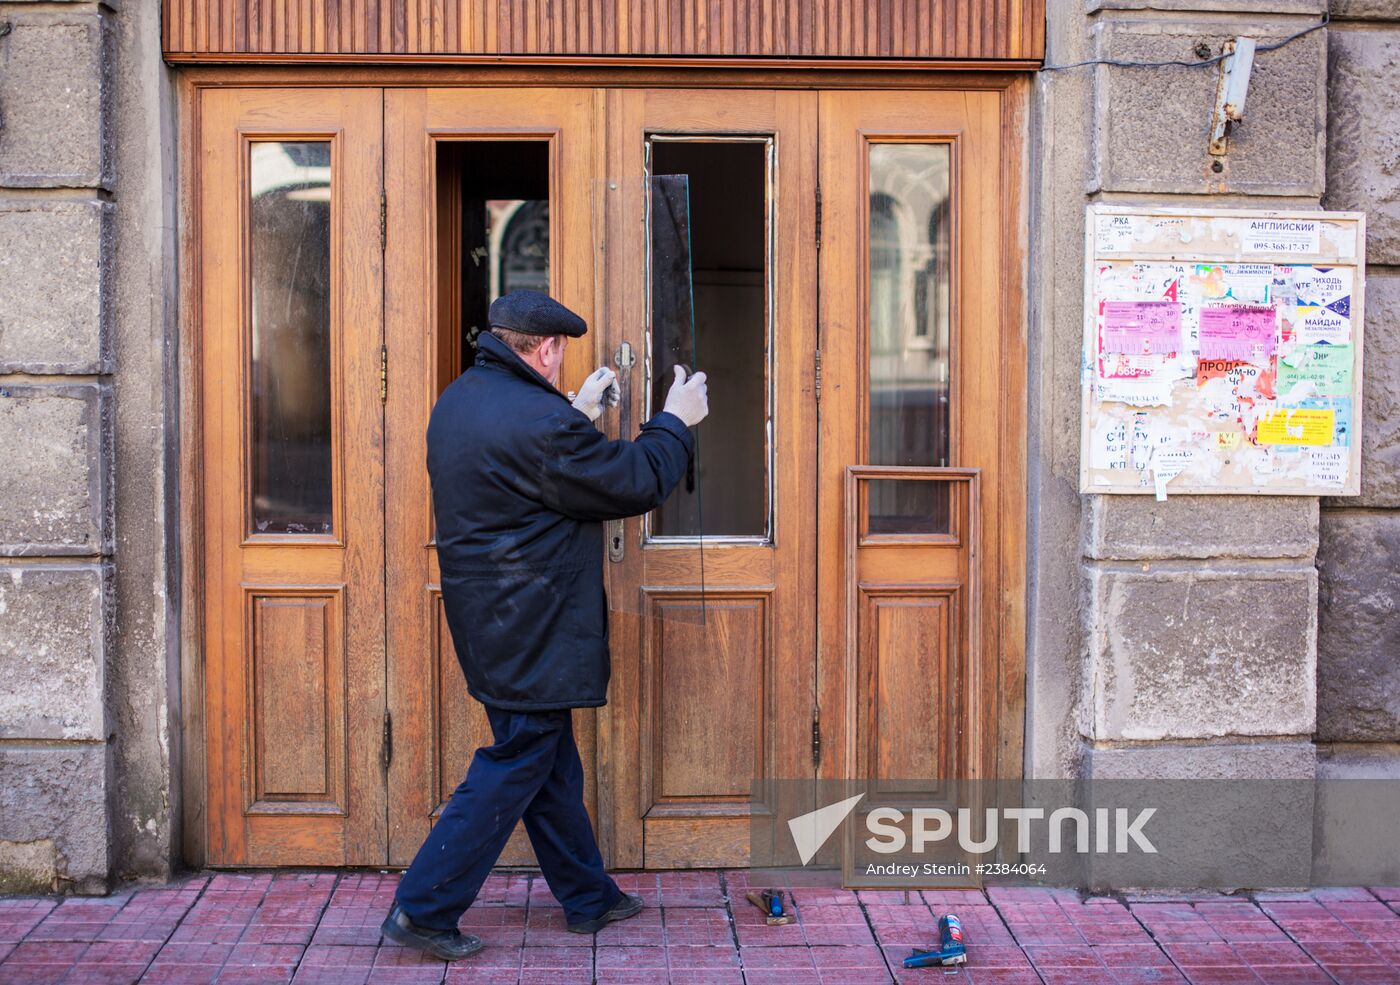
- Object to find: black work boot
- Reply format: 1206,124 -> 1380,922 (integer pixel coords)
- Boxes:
380,902 -> 484,961
566,892 -> 645,934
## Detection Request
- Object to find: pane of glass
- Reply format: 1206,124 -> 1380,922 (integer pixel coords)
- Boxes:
649,140 -> 770,539
436,141 -> 550,381
249,141 -> 334,535
866,479 -> 952,536
868,143 -> 952,533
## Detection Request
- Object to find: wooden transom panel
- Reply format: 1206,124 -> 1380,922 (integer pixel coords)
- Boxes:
163,0 -> 1044,64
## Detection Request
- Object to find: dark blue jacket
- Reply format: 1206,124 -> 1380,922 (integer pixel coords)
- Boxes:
427,331 -> 694,711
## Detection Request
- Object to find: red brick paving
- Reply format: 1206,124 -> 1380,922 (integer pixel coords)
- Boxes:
2,874 -> 1400,983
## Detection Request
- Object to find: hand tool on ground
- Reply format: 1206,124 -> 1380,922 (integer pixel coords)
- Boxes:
744,889 -> 795,926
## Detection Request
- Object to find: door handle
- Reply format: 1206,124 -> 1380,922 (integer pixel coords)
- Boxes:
607,342 -> 636,565
613,342 -> 636,426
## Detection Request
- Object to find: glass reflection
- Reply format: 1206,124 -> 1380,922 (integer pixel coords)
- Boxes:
867,143 -> 952,535
249,141 -> 334,535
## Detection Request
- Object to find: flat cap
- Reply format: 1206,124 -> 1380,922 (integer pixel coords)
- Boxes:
488,290 -> 587,338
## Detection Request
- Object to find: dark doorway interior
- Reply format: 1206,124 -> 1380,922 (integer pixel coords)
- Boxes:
648,140 -> 769,539
435,141 -> 550,391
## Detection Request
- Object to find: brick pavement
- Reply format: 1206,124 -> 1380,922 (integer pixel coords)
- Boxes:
2,871 -> 1399,984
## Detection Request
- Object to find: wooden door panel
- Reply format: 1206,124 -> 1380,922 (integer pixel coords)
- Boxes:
383,87 -> 598,867
640,589 -> 772,805
818,89 -> 1022,792
248,589 -> 346,804
597,88 -> 819,869
199,87 -> 386,866
846,468 -> 979,798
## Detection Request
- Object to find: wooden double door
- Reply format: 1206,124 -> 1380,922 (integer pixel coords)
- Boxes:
196,84 -> 1021,868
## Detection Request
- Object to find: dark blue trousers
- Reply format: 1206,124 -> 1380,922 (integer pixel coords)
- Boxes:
395,706 -> 622,931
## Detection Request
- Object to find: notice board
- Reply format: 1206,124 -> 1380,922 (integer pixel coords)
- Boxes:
1081,205 -> 1367,497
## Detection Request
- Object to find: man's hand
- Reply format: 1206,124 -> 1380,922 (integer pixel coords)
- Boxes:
571,366 -> 620,422
662,365 -> 709,427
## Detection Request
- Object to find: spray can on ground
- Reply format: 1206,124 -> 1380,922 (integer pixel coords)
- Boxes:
901,912 -> 967,968
939,913 -> 965,961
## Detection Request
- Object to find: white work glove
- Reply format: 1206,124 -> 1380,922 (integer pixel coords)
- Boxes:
570,366 -> 620,422
662,365 -> 709,427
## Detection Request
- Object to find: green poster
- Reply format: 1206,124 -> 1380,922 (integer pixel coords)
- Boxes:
1278,343 -> 1353,398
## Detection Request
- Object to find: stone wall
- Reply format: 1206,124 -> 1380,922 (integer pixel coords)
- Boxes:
0,0 -> 176,891
1316,3 -> 1400,773
0,0 -> 1391,891
1028,0 -> 1333,787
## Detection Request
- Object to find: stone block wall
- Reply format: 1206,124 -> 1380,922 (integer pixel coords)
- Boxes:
0,0 -> 115,893
0,0 -> 177,891
1030,0 -> 1333,788
1317,7 -> 1400,760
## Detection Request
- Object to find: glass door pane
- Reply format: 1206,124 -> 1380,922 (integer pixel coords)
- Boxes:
249,141 -> 334,535
867,143 -> 952,535
646,138 -> 772,540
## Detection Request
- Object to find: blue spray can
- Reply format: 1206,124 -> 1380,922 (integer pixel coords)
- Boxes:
902,912 -> 967,968
939,913 -> 965,961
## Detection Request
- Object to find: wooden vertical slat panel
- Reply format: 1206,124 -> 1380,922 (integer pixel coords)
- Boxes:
164,0 -> 1044,61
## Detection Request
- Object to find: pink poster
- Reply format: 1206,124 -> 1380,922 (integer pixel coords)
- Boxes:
1101,301 -> 1182,355
1198,306 -> 1277,362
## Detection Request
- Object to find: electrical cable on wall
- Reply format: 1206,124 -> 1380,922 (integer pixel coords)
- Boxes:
1040,12 -> 1328,72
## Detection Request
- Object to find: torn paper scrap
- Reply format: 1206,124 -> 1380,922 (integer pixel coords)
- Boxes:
1307,448 -> 1349,488
1293,397 -> 1353,447
1100,351 -> 1172,381
1197,263 -> 1274,304
1101,300 -> 1182,355
1198,305 -> 1278,363
1089,417 -> 1129,471
1150,446 -> 1195,501
1213,430 -> 1243,451
1256,407 -> 1336,447
1097,376 -> 1174,406
1096,214 -> 1138,253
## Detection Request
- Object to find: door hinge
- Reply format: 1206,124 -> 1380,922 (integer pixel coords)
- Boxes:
379,345 -> 388,404
814,348 -> 823,402
814,184 -> 822,249
382,710 -> 393,769
811,710 -> 822,769
379,193 -> 387,251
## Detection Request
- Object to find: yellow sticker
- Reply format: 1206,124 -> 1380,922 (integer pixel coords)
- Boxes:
1256,408 -> 1335,447
1214,431 -> 1242,450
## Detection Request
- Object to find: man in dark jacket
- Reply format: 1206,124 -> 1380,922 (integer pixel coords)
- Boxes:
382,290 -> 708,961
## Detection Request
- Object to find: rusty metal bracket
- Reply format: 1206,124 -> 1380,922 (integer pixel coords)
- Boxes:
1209,37 -> 1256,157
